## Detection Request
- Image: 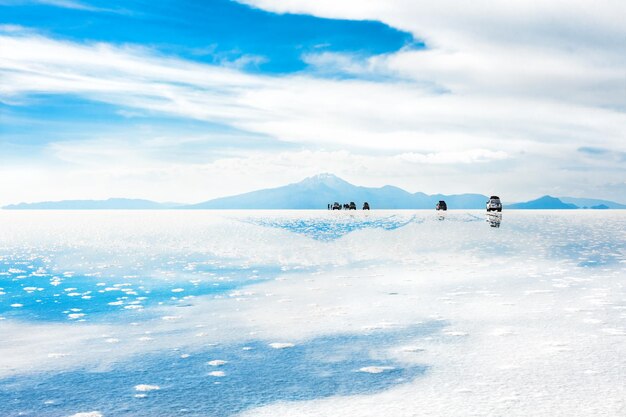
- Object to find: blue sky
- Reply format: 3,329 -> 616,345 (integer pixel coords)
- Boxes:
0,0 -> 625,204
1,0 -> 416,73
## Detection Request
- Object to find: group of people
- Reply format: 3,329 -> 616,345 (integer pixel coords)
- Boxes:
327,202 -> 370,210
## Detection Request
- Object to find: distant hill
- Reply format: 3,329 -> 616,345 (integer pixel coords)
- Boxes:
507,196 -> 578,209
3,198 -> 181,210
4,175 -> 625,210
183,173 -> 489,209
560,197 -> 626,209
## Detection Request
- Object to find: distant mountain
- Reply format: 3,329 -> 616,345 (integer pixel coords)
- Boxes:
3,198 -> 182,210
5,175 -> 624,210
183,173 -> 489,209
507,196 -> 578,209
560,197 -> 626,209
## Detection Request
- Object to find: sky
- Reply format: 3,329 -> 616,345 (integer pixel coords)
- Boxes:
0,0 -> 625,205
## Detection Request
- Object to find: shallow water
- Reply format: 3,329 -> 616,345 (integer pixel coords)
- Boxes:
0,210 -> 624,417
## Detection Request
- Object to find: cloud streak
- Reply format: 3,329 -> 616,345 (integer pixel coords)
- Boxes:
0,0 -> 126,13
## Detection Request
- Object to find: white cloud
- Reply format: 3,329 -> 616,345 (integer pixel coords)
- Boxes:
2,33 -> 622,154
398,149 -> 508,164
0,0 -> 125,13
274,2 -> 624,96
33,0 -> 97,10
1,0 -> 625,204
0,24 -> 30,33
240,0 -> 626,108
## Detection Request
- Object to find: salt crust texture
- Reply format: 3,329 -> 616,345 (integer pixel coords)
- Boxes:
0,210 -> 623,416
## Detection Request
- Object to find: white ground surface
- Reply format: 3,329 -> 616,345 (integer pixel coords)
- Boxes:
0,210 -> 624,416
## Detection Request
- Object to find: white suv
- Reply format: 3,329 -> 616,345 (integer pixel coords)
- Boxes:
486,196 -> 502,212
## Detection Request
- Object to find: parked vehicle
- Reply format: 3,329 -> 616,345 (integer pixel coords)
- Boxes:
436,200 -> 447,211
486,196 -> 502,212
348,202 -> 356,210
363,202 -> 370,210
332,202 -> 341,210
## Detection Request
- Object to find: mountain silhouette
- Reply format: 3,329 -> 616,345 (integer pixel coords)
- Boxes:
507,195 -> 578,209
184,173 -> 489,209
5,175 -> 625,209
3,198 -> 181,210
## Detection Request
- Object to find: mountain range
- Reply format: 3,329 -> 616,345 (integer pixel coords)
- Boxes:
507,196 -> 578,209
3,174 -> 625,210
3,198 -> 182,210
184,173 -> 489,209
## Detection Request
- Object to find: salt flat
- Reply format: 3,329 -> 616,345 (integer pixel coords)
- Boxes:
0,210 -> 624,416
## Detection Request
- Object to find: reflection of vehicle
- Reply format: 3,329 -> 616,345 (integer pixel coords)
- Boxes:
486,212 -> 502,228
436,200 -> 447,211
363,202 -> 370,210
486,196 -> 502,212
349,202 -> 357,210
332,202 -> 341,210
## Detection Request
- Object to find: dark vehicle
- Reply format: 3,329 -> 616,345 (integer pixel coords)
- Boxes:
486,196 -> 502,212
343,203 -> 349,210
349,202 -> 356,210
332,202 -> 341,210
363,202 -> 370,210
436,200 -> 447,211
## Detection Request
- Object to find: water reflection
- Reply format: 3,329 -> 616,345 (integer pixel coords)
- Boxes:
486,212 -> 502,228
246,214 -> 417,241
